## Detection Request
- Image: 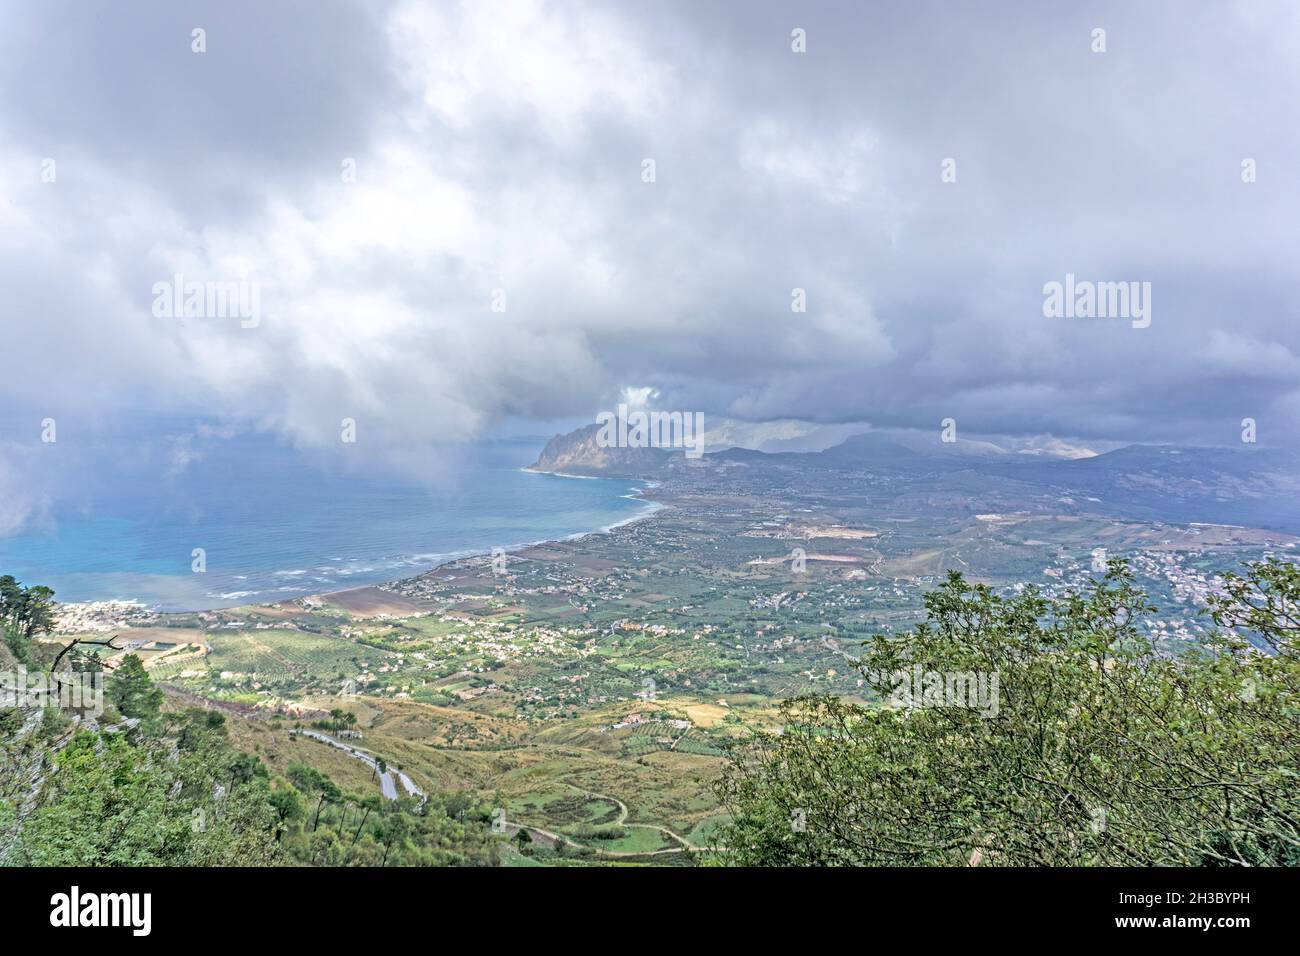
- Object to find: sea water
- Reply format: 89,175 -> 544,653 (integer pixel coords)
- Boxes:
0,436 -> 651,611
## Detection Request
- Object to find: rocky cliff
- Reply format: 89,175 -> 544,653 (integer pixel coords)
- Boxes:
529,423 -> 673,478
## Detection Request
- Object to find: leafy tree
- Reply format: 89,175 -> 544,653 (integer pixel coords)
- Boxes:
1,627 -> 499,869
1,621 -> 31,667
8,711 -> 280,866
349,794 -> 382,849
17,585 -> 56,639
314,780 -> 343,831
286,762 -> 324,793
225,751 -> 268,793
1207,560 -> 1300,652
287,762 -> 342,831
0,578 -> 57,662
268,788 -> 303,843
715,560 -> 1300,866
0,575 -> 21,617
374,805 -> 411,866
108,654 -> 163,725
1,576 -> 35,666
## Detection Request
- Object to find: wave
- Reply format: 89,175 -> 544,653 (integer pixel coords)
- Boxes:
17,455 -> 661,612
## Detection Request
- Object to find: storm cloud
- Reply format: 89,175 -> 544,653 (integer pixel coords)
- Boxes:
2,0 -> 1298,467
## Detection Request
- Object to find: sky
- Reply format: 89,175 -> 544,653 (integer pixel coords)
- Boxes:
1,0 -> 1298,496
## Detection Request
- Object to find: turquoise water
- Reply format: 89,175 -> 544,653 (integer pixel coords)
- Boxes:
0,437 -> 650,611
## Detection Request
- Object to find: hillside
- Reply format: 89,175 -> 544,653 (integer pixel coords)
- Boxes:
532,420 -> 1300,534
530,423 -> 672,478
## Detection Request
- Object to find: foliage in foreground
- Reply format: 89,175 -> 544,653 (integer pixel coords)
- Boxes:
277,760 -> 499,867
6,709 -> 282,866
1,618 -> 500,866
715,560 -> 1300,866
1,574 -> 56,667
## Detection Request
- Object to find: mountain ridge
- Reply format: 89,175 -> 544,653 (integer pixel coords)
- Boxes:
530,421 -> 1300,532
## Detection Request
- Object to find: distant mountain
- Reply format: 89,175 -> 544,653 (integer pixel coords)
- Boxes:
532,420 -> 1072,475
700,419 -> 872,454
529,423 -> 672,478
820,430 -> 1011,467
975,443 -> 1300,530
531,420 -> 1300,532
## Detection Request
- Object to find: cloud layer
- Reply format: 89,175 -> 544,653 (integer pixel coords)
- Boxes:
2,0 -> 1298,468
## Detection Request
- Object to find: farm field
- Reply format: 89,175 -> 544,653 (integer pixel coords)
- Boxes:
109,452 -> 1297,865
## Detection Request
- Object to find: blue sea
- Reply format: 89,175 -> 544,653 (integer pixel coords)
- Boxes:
0,436 -> 652,611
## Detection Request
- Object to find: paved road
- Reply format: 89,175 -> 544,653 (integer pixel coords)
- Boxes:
291,732 -> 719,856
292,729 -> 424,802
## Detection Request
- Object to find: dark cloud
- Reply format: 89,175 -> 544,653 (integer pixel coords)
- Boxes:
1,0 -> 1297,474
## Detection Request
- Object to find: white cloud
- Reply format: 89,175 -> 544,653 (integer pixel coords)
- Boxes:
1,0 -> 1299,470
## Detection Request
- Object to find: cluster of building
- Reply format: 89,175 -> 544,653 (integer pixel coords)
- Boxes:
52,600 -> 155,634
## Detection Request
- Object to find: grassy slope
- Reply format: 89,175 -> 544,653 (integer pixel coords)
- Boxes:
192,689 -> 729,859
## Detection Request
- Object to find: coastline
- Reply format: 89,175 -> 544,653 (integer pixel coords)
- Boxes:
368,470 -> 665,590
53,468 -> 666,626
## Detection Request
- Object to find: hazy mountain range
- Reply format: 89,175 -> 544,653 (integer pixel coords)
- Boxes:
534,422 -> 1300,533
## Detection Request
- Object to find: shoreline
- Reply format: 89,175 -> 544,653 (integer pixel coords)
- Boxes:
54,468 -> 667,623
370,470 -> 664,592
371,470 -> 665,590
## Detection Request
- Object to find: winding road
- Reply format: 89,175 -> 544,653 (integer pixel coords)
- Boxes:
506,780 -> 711,858
291,732 -> 718,858
292,729 -> 424,802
